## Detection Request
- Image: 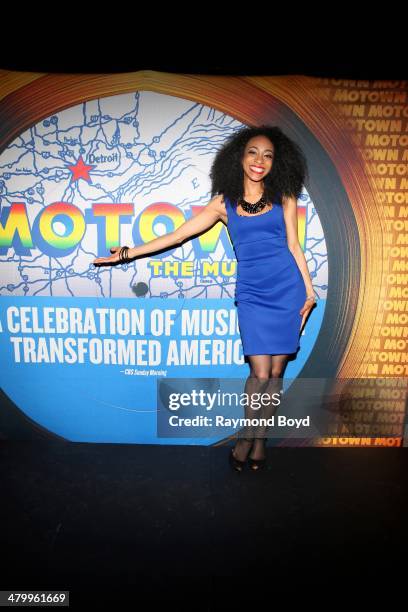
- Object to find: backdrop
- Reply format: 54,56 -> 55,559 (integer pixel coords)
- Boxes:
0,69 -> 406,446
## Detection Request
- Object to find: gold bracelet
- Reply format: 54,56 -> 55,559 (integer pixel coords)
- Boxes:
119,246 -> 130,263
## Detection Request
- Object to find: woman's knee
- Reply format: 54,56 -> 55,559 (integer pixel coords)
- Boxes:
269,366 -> 284,378
249,369 -> 270,383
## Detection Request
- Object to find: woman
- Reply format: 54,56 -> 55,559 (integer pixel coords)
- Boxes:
93,125 -> 316,472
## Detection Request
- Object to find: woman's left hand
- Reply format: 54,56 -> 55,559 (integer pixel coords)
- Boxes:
299,297 -> 316,332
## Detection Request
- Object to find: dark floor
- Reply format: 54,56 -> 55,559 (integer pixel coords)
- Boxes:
1,442 -> 407,607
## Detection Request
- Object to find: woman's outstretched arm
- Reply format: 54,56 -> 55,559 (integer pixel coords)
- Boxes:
93,194 -> 225,266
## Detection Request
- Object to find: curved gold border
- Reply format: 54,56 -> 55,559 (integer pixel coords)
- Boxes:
0,69 -> 390,378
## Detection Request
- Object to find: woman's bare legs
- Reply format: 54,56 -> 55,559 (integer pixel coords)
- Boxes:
233,354 -> 289,462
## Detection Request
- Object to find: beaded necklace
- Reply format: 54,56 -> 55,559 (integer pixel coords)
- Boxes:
238,191 -> 268,214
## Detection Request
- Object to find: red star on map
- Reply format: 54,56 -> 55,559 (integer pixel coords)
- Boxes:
66,156 -> 96,183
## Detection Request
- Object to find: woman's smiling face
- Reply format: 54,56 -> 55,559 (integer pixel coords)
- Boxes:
241,135 -> 274,183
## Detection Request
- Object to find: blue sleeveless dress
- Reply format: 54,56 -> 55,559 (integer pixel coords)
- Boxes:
225,196 -> 306,356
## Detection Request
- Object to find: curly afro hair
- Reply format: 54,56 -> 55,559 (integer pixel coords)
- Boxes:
209,125 -> 308,207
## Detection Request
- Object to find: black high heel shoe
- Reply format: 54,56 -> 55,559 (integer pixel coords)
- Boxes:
248,456 -> 266,471
229,438 -> 253,472
248,438 -> 267,471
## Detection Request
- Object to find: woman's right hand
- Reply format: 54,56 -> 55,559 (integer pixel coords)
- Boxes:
93,247 -> 123,267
